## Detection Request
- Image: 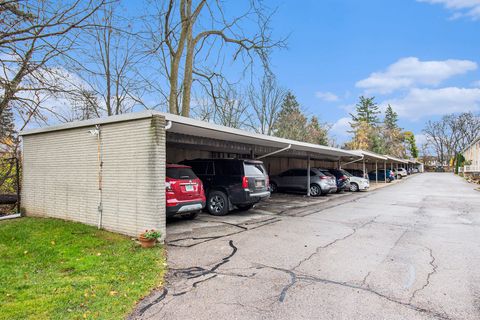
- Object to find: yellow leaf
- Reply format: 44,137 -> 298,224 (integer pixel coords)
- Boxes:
109,291 -> 118,296
96,253 -> 101,256
23,251 -> 28,255
51,241 -> 55,245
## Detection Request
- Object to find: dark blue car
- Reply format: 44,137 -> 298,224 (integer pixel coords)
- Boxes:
368,169 -> 394,182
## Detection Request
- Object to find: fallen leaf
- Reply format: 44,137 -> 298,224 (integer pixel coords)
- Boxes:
23,251 -> 28,255
96,253 -> 101,256
51,241 -> 55,245
109,291 -> 118,296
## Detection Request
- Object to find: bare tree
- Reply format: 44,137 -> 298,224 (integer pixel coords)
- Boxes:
423,112 -> 480,165
0,0 -> 105,125
192,79 -> 249,128
248,72 -> 285,135
143,0 -> 285,117
64,2 -> 147,119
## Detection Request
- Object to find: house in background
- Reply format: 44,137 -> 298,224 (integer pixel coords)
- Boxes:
461,137 -> 480,177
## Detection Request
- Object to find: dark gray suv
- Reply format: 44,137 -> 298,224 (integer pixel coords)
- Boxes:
269,168 -> 337,196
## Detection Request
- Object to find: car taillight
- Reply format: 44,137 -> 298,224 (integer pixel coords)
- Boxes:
165,181 -> 172,191
242,176 -> 249,189
340,175 -> 347,180
266,175 -> 270,187
320,176 -> 328,179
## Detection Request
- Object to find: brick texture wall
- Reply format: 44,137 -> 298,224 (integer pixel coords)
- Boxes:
21,115 -> 166,239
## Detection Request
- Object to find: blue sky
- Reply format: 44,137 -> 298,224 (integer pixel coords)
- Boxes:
258,0 -> 480,145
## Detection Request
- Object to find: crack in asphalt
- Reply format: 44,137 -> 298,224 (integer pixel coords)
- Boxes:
171,240 -> 238,280
298,273 -> 452,320
292,215 -> 380,271
409,247 -> 438,304
135,287 -> 168,317
257,263 -> 451,320
167,218 -> 281,248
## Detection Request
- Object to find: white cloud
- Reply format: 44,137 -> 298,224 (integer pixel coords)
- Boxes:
315,91 -> 339,102
383,87 -> 480,120
418,0 -> 480,19
356,57 -> 477,94
330,117 -> 352,144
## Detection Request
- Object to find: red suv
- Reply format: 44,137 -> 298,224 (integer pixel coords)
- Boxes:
166,164 -> 206,219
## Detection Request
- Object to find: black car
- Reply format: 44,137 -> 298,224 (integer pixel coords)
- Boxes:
180,158 -> 270,216
324,168 -> 351,192
344,168 -> 365,178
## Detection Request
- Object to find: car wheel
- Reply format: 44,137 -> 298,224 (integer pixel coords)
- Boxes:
237,204 -> 254,211
309,184 -> 321,197
182,211 -> 199,220
207,191 -> 229,216
270,182 -> 278,193
350,183 -> 359,192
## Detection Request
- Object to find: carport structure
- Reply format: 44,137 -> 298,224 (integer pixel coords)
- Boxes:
20,111 -> 361,239
385,155 -> 409,172
163,112 -> 361,196
342,150 -> 389,184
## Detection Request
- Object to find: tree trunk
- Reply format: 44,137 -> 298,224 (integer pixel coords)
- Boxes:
181,19 -> 194,117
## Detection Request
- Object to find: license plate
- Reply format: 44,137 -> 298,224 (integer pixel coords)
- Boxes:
185,185 -> 194,191
255,180 -> 264,187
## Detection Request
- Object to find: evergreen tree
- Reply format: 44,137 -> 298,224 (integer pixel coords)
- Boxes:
306,116 -> 329,145
404,131 -> 419,159
347,96 -> 382,151
349,96 -> 381,125
384,104 -> 398,130
382,104 -> 405,157
274,92 -> 307,141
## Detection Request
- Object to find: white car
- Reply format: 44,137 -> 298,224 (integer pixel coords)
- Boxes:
342,170 -> 369,192
393,168 -> 408,178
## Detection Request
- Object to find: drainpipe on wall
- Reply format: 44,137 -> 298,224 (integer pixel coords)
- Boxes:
90,125 -> 103,229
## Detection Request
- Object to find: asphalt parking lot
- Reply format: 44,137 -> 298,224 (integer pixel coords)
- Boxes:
131,173 -> 480,320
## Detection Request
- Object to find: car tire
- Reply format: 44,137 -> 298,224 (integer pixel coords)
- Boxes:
270,182 -> 278,193
182,211 -> 199,220
237,204 -> 254,211
207,191 -> 229,216
350,183 -> 359,192
309,184 -> 321,197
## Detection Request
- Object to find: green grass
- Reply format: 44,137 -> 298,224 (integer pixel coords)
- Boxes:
0,217 -> 166,320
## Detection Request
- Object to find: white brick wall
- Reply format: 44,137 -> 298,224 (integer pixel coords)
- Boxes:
21,115 -> 166,239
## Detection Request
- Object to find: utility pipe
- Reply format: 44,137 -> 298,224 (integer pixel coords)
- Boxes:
256,144 -> 292,160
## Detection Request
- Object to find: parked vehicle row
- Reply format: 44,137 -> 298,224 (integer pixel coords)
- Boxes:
165,158 -> 419,220
270,167 -> 369,195
269,168 -> 337,196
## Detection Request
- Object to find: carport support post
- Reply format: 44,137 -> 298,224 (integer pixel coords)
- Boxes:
375,161 -> 378,184
362,158 -> 366,178
384,161 -> 387,183
307,155 -> 311,197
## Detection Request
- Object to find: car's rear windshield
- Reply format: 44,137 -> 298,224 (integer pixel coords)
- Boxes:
244,163 -> 266,176
167,167 -> 198,179
319,170 -> 335,177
